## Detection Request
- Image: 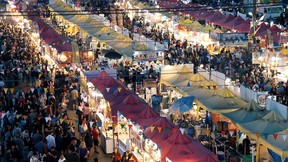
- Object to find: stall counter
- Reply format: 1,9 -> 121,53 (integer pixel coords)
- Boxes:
100,131 -> 114,154
132,151 -> 143,162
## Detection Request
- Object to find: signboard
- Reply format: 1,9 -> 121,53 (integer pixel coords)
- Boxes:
133,50 -> 164,61
209,32 -> 248,46
257,91 -> 269,108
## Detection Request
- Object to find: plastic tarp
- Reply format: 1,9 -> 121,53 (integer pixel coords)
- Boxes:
237,111 -> 288,135
143,117 -> 175,143
159,130 -> 218,162
169,96 -> 195,114
223,100 -> 269,123
197,88 -> 246,113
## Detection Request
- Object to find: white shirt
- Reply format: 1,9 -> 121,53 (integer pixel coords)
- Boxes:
46,134 -> 56,149
58,157 -> 66,162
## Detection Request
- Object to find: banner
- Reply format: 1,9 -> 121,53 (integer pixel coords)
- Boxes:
209,31 -> 248,46
133,50 -> 164,61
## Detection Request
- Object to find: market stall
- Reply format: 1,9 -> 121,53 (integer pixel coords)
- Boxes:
197,88 -> 247,113
160,130 -> 218,162
50,0 -> 150,59
222,100 -> 269,124
86,69 -> 218,161
236,111 -> 288,135
143,117 -> 175,144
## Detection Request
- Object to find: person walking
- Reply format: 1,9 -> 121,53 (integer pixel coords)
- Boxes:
91,125 -> 100,153
84,132 -> 93,158
78,142 -> 89,162
70,86 -> 79,110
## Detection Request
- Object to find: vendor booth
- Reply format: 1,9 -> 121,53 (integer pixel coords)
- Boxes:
85,70 -> 218,161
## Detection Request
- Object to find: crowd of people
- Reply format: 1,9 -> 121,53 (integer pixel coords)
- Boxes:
121,12 -> 288,106
0,18 -> 103,162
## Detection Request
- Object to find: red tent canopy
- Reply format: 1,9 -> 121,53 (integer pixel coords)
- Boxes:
89,71 -> 127,95
214,14 -> 235,26
54,42 -> 72,53
131,107 -> 160,127
109,91 -> 138,107
105,88 -> 133,102
111,94 -> 148,116
270,25 -> 282,34
222,16 -> 245,30
157,0 -> 178,8
143,117 -> 175,143
205,11 -> 226,24
100,79 -> 127,97
270,25 -> 283,43
28,15 -> 72,52
159,130 -> 218,162
196,11 -> 214,21
137,107 -> 159,119
187,10 -> 202,18
89,71 -> 112,85
234,19 -> 251,33
255,23 -> 270,37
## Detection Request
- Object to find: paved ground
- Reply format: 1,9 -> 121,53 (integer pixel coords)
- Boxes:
66,110 -> 112,162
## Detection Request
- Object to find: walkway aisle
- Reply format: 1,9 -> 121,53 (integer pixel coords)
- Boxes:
66,109 -> 112,162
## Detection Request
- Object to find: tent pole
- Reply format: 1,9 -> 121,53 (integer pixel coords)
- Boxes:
235,128 -> 239,152
281,154 -> 285,162
159,82 -> 162,94
195,106 -> 199,122
256,141 -> 261,162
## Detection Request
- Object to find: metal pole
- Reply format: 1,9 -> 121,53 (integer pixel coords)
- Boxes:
252,0 -> 257,44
